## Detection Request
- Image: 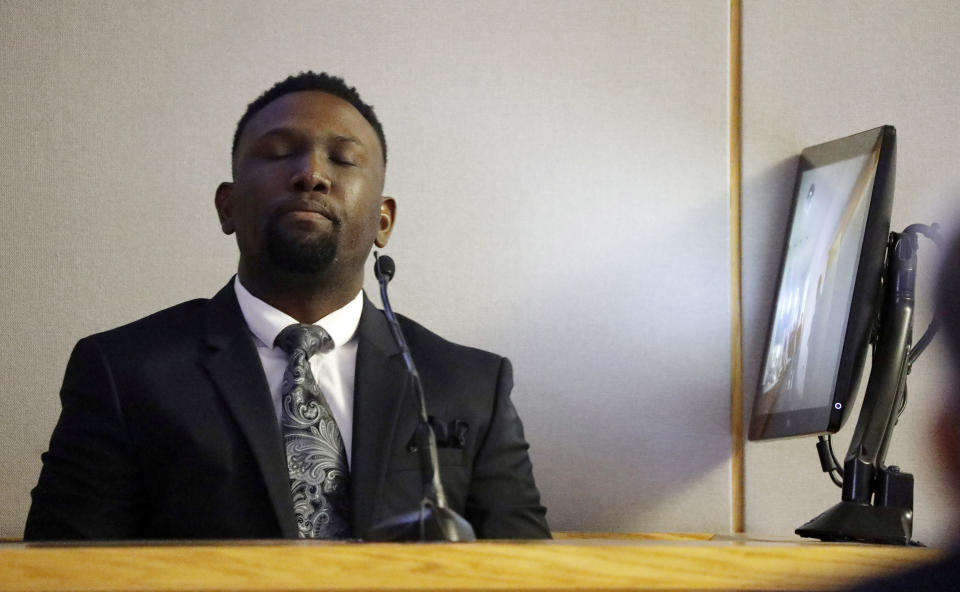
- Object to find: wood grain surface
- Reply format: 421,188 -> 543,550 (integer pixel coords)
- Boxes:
0,536 -> 941,592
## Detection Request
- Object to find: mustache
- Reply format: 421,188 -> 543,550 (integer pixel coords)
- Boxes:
273,198 -> 342,226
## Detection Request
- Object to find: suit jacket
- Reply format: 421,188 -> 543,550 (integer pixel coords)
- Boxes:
25,281 -> 549,540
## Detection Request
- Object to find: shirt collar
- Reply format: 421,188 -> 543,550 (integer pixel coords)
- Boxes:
233,276 -> 363,350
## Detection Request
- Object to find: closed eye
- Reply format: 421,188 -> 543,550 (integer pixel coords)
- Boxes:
330,155 -> 357,167
258,141 -> 295,160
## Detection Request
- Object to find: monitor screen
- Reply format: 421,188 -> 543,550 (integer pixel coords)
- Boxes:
749,126 -> 896,440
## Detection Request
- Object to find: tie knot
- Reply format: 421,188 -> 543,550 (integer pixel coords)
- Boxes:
275,324 -> 334,357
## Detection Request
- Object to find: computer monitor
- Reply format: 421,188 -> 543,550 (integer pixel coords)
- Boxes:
749,126 -> 896,441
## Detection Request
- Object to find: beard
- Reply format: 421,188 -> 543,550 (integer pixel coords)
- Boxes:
265,215 -> 339,275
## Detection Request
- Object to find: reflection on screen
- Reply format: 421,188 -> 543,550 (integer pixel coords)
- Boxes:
759,150 -> 880,416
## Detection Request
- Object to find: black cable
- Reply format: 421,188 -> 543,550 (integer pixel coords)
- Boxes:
817,435 -> 844,488
902,222 -> 944,248
826,434 -> 842,477
826,434 -> 844,488
902,223 -> 944,367
828,469 -> 844,488
910,319 -> 940,365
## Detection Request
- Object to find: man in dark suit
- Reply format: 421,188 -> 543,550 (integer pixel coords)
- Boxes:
25,72 -> 549,541
846,231 -> 960,590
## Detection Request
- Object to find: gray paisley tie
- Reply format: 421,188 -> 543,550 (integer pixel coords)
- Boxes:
274,323 -> 351,539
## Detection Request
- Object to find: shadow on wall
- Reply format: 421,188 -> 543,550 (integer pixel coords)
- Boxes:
742,155 -> 802,415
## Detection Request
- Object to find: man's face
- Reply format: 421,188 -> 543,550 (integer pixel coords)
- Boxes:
216,91 -> 393,281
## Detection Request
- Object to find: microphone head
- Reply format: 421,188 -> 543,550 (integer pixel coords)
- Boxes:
375,254 -> 396,282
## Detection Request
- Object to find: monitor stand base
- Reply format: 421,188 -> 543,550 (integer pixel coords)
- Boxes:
796,501 -> 912,545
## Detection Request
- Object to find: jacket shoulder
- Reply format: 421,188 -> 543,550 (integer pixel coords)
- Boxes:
90,298 -> 210,346
396,313 -> 505,367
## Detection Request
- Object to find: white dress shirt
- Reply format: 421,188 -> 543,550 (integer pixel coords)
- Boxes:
233,276 -> 361,467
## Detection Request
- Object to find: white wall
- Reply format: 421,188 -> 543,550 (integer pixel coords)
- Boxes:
0,0 -> 732,537
742,0 -> 960,547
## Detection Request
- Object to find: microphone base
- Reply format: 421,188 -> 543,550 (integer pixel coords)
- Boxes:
365,504 -> 477,542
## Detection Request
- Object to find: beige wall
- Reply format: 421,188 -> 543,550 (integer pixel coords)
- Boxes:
1,0 -> 958,546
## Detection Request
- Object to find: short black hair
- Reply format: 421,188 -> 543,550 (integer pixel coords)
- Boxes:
232,71 -> 387,166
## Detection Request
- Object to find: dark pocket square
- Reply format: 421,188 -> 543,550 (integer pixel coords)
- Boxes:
407,417 -> 469,450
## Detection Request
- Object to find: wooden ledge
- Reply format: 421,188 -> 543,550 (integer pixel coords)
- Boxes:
0,536 -> 942,591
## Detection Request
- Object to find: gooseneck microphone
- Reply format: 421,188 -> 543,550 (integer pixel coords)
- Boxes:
365,252 -> 476,542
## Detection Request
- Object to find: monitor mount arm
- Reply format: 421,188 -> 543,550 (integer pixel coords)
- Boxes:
797,223 -> 941,545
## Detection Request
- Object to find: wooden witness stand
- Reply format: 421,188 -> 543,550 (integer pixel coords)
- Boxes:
0,533 -> 941,591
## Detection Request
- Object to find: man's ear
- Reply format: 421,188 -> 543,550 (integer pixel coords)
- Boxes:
375,196 -> 396,248
214,182 -> 236,235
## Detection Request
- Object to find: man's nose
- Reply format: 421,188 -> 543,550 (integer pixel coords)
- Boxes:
289,153 -> 331,193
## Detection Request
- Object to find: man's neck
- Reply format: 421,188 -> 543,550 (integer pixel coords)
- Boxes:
237,265 -> 362,324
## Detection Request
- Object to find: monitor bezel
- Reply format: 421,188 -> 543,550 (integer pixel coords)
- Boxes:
748,125 -> 896,441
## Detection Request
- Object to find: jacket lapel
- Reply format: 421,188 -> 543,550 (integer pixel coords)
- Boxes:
350,296 -> 412,537
199,281 -> 297,538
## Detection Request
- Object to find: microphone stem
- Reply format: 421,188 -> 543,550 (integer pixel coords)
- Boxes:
377,275 -> 449,510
